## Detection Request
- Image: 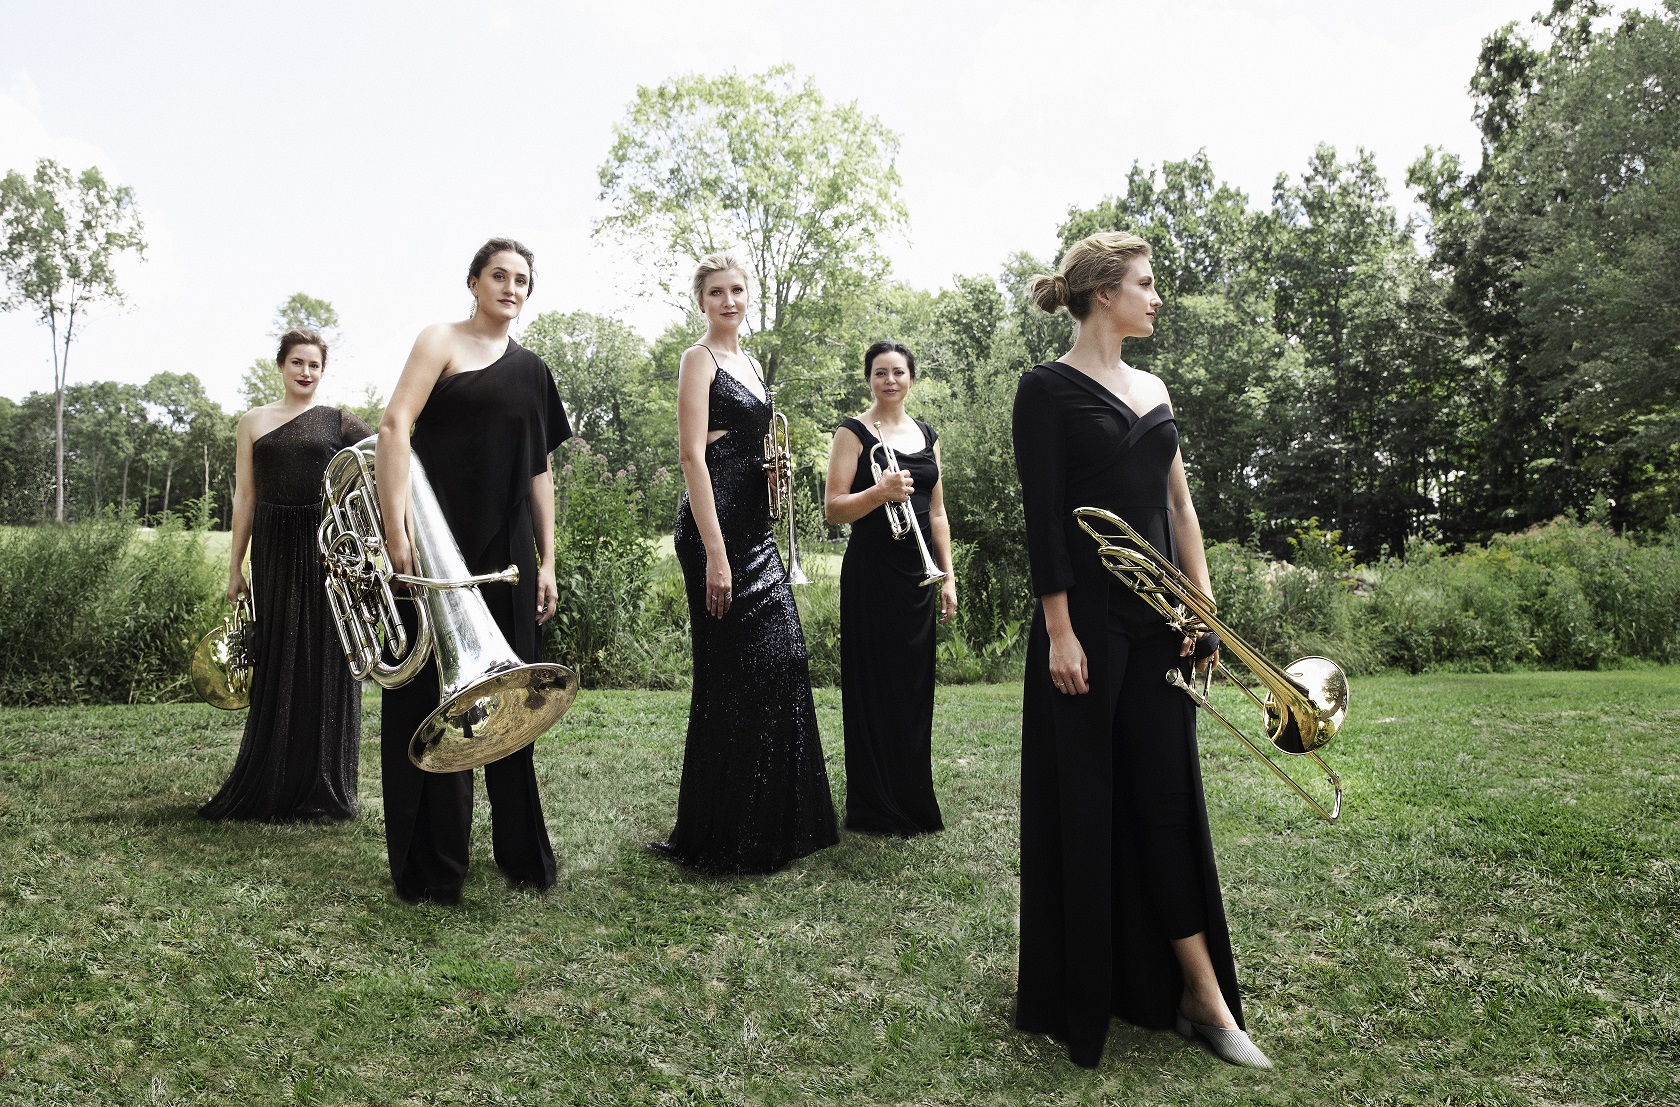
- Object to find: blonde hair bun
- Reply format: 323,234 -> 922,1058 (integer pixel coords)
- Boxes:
1029,232 -> 1151,321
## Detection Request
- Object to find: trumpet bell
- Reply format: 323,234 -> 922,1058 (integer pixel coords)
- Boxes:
1265,656 -> 1348,755
410,662 -> 579,772
190,624 -> 251,710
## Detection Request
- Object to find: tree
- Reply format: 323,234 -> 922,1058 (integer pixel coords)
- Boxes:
521,310 -> 651,472
596,65 -> 906,388
0,158 -> 146,522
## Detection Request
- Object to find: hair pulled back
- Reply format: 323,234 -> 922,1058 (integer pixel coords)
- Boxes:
691,248 -> 752,307
1028,231 -> 1152,321
467,237 -> 536,296
276,327 -> 328,368
863,339 -> 916,379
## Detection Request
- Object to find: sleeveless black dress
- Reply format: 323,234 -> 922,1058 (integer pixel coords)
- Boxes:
1011,362 -> 1243,1068
838,417 -> 943,836
201,405 -> 371,823
665,352 -> 838,874
380,340 -> 571,904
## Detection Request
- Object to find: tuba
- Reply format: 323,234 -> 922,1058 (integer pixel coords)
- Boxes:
191,587 -> 256,710
1074,506 -> 1347,822
869,420 -> 945,588
762,384 -> 810,586
318,435 -> 579,772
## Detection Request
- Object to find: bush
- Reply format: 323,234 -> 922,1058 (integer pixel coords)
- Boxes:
0,515 -> 222,705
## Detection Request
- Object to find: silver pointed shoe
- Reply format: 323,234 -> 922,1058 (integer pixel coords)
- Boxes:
1175,1013 -> 1274,1070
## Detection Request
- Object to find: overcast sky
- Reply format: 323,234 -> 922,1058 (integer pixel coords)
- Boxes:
0,0 -> 1585,411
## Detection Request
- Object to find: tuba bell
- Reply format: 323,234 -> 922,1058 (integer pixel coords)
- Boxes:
191,587 -> 256,710
762,384 -> 810,586
869,420 -> 946,589
318,435 -> 579,772
1074,506 -> 1347,822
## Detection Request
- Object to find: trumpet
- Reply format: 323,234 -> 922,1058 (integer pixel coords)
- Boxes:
762,385 -> 810,586
1074,506 -> 1347,822
190,586 -> 256,710
318,435 -> 579,772
870,421 -> 945,588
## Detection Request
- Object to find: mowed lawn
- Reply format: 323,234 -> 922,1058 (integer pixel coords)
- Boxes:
1,671 -> 1676,1106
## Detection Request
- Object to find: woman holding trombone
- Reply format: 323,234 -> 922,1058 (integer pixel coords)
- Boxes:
824,340 -> 956,836
1011,232 -> 1270,1069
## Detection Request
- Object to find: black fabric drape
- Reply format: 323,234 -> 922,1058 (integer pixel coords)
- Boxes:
1010,362 -> 1243,1068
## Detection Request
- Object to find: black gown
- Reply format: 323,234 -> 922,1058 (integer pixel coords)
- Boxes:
380,340 -> 571,903
1010,361 -> 1244,1068
202,405 -> 371,823
666,353 -> 838,875
838,417 -> 944,836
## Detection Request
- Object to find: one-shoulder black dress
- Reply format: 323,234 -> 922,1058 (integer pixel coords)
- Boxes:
202,405 -> 371,823
664,351 -> 838,875
838,417 -> 944,836
1011,361 -> 1244,1068
380,340 -> 571,904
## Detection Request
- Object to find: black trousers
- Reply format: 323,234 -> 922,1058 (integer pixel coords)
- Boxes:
1108,598 -> 1208,941
379,598 -> 556,902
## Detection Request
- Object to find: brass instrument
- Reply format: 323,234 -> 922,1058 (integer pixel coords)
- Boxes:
318,435 -> 579,772
1074,506 -> 1346,822
762,384 -> 810,586
870,420 -> 945,588
191,587 -> 256,710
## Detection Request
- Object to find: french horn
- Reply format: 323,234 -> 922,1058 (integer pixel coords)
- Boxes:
318,435 -> 578,772
1074,506 -> 1347,822
190,587 -> 255,710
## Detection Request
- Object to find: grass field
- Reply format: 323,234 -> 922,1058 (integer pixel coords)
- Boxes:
1,671 -> 1676,1105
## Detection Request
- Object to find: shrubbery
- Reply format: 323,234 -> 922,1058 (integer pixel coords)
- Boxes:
0,513 -> 222,705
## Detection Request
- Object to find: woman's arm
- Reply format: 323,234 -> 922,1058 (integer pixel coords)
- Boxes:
677,347 -> 732,618
376,325 -> 451,576
1013,373 -> 1088,694
928,441 -> 957,624
823,426 -> 908,525
531,465 -> 557,625
226,412 -> 256,602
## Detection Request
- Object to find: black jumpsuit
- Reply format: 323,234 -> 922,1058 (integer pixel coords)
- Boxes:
380,340 -> 571,903
1010,361 -> 1244,1068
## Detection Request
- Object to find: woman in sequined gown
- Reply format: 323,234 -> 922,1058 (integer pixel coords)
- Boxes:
202,329 -> 370,823
824,341 -> 957,836
375,238 -> 571,905
649,249 -> 838,875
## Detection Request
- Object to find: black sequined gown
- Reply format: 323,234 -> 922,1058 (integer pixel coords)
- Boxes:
201,405 -> 371,823
667,353 -> 838,874
838,417 -> 944,836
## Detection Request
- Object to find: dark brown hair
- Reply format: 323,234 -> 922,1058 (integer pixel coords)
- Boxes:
468,237 -> 536,296
276,327 -> 328,368
863,340 -> 916,379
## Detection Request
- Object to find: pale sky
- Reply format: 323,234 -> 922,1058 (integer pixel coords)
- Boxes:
0,0 -> 1585,411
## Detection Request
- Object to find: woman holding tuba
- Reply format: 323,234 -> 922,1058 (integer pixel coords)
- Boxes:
374,238 -> 572,905
823,340 -> 955,837
646,249 -> 837,875
1011,232 -> 1271,1069
201,328 -> 370,823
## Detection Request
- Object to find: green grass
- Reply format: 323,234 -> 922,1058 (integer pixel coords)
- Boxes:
1,672 -> 1676,1105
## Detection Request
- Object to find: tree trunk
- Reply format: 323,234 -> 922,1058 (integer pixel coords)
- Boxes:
162,461 -> 174,520
121,455 -> 130,514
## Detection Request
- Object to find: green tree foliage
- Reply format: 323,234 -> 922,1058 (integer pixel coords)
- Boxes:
0,158 -> 146,522
596,65 -> 907,390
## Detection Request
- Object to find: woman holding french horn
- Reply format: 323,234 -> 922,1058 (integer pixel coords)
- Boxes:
647,249 -> 838,876
1010,232 -> 1271,1070
824,340 -> 955,836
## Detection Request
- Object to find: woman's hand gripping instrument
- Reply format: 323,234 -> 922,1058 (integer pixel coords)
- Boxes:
1074,506 -> 1347,822
870,421 -> 946,589
318,435 -> 579,772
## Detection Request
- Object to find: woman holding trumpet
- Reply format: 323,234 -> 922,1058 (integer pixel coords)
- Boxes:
1011,232 -> 1270,1069
824,341 -> 955,836
648,249 -> 837,876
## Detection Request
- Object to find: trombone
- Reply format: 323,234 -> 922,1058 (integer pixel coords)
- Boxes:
1074,506 -> 1347,822
869,420 -> 945,588
762,384 -> 810,586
